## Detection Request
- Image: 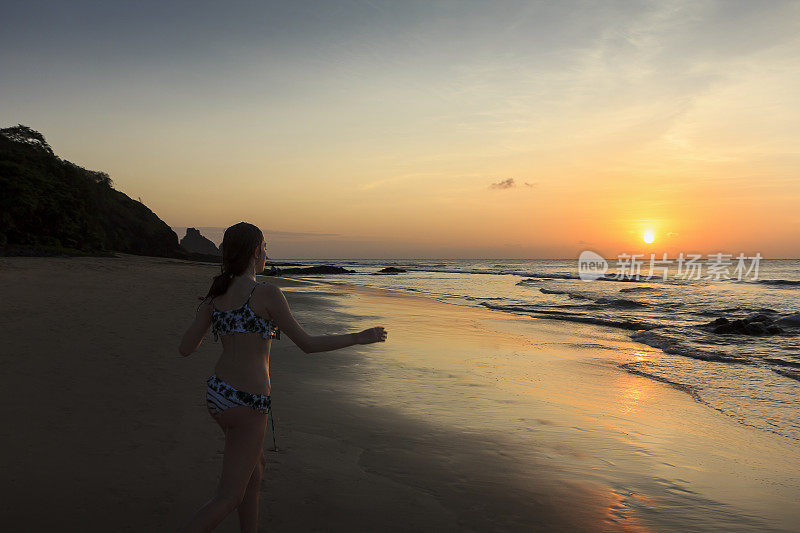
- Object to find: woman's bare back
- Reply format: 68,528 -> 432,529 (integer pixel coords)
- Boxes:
211,278 -> 277,395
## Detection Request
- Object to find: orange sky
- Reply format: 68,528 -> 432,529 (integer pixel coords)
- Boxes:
3,2 -> 799,258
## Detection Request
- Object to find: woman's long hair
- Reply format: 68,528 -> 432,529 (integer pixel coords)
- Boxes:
201,222 -> 264,306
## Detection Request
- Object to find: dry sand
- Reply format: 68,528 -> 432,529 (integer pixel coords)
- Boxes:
2,254 -> 798,532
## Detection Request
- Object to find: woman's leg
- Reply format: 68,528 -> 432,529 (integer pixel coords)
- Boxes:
237,449 -> 267,533
180,406 -> 268,533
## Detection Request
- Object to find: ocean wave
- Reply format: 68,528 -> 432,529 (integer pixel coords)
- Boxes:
695,307 -> 744,316
538,288 -> 568,294
479,302 -> 659,330
395,266 -> 523,276
479,270 -> 670,281
516,273 -> 583,280
695,307 -> 777,317
536,288 -> 591,300
514,272 -> 675,284
536,288 -> 648,309
630,331 -> 750,364
618,363 -> 703,402
568,294 -> 594,301
772,368 -> 800,382
407,263 -> 446,268
354,262 -> 449,271
600,273 -> 689,284
756,279 -> 800,287
764,357 -> 800,369
594,297 -> 648,309
619,286 -> 660,293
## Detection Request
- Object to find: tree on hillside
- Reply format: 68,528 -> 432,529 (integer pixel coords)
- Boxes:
0,124 -> 54,155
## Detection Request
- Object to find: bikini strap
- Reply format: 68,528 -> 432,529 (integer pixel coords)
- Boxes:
245,283 -> 258,304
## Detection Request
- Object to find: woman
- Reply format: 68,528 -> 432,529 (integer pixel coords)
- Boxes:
178,222 -> 387,532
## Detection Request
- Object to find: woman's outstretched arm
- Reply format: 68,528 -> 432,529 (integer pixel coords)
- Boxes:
263,284 -> 386,354
178,299 -> 213,357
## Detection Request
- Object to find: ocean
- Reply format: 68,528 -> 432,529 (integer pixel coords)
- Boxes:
274,258 -> 800,442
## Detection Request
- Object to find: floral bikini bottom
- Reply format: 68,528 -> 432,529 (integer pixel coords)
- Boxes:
206,373 -> 271,416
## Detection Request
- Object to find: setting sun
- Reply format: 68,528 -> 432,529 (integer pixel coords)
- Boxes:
643,230 -> 655,244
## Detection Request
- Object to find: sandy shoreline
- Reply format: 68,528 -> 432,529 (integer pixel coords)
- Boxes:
2,254 -> 798,532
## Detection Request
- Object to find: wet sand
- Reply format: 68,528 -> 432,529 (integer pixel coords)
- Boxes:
1,254 -> 798,532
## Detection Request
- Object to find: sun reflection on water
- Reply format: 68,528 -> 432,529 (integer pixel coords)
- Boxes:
618,372 -> 657,414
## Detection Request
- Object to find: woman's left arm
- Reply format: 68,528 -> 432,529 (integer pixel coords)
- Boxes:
178,299 -> 213,357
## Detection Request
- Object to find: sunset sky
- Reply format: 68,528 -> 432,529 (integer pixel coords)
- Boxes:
2,1 -> 798,258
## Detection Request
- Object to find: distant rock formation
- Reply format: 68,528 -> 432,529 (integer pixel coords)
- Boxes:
262,265 -> 356,276
371,266 -> 407,275
180,228 -> 220,256
0,124 -> 185,258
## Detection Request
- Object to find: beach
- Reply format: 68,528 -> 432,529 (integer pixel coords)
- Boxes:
2,254 -> 799,532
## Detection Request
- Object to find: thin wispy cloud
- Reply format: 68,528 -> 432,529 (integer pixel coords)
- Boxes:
489,178 -> 536,190
489,178 -> 515,190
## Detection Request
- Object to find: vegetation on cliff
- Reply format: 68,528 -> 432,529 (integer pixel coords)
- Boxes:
0,125 -> 185,258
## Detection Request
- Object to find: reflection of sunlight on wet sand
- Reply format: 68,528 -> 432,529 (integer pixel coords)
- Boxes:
618,371 -> 656,415
601,485 -> 657,533
302,278 -> 800,532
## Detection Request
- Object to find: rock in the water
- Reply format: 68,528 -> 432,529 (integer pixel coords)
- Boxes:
702,315 -> 784,336
265,265 -> 356,276
744,321 -> 768,335
777,313 -> 800,327
371,266 -> 407,275
745,312 -> 773,323
180,228 -> 220,256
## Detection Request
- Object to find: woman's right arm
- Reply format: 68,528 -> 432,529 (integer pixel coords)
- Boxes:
178,298 -> 213,357
263,284 -> 386,354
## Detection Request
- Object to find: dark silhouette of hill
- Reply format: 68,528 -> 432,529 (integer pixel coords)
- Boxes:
180,228 -> 221,256
0,124 -> 187,258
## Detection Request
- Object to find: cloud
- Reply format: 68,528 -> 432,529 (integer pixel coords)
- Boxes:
489,178 -> 515,189
488,178 -> 538,190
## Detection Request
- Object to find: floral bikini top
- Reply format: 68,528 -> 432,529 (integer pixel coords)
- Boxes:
211,284 -> 281,342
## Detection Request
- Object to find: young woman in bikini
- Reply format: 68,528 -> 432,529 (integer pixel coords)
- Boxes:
178,222 -> 387,532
